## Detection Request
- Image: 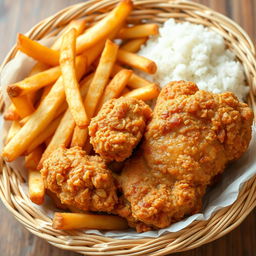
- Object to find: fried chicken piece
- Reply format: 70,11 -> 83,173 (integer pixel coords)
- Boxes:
41,146 -> 118,212
89,97 -> 152,162
118,81 -> 253,231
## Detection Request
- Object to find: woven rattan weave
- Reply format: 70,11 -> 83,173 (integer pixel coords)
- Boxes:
0,1 -> 256,255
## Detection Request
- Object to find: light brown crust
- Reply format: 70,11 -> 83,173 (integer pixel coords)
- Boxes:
89,97 -> 152,162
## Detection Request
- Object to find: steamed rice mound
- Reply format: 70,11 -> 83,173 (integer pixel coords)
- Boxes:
138,19 -> 248,100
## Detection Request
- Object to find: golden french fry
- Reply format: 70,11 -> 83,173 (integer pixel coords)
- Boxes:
71,127 -> 88,148
117,24 -> 159,39
10,95 -> 35,118
26,115 -> 63,154
25,146 -> 43,169
69,74 -> 94,148
51,18 -> 87,51
53,212 -> 128,230
120,38 -> 147,52
76,0 -> 133,53
97,69 -> 132,111
2,55 -> 86,162
28,170 -> 45,205
20,93 -> 67,127
25,18 -> 86,91
38,110 -> 75,169
123,84 -> 160,101
17,34 -> 60,66
7,66 -> 61,97
25,147 -> 45,205
112,64 -> 153,89
120,87 -> 131,96
117,49 -> 157,74
38,75 -> 92,168
84,40 -> 119,118
5,121 -> 21,144
60,28 -> 88,127
71,40 -> 119,147
3,104 -> 20,121
5,63 -> 46,121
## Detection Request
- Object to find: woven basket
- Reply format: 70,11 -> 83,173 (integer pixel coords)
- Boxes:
1,0 -> 256,255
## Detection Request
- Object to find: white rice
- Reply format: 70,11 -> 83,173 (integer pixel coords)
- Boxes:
137,19 -> 248,100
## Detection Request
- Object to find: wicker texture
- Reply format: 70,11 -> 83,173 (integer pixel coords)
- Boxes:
0,0 -> 256,255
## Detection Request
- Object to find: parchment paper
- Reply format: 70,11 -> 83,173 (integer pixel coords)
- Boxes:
0,38 -> 256,239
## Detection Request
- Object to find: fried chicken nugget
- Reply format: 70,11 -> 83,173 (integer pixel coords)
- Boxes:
41,146 -> 118,212
89,97 -> 152,162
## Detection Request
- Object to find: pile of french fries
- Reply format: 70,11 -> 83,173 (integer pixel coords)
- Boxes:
2,0 -> 160,231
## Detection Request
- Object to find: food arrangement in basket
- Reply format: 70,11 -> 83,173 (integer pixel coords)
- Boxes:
1,0 -> 256,252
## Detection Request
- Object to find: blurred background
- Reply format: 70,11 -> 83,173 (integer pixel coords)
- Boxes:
0,0 -> 255,255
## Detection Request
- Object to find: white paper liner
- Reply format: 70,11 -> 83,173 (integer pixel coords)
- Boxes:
0,37 -> 256,239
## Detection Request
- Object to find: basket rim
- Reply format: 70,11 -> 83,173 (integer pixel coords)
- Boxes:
1,0 -> 256,255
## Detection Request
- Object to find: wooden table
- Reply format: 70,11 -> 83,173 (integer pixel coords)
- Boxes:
0,0 -> 255,255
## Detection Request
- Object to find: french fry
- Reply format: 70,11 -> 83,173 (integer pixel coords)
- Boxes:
27,62 -> 50,104
117,24 -> 159,39
76,0 -> 133,53
38,74 -> 92,168
17,34 -> 60,66
60,28 -> 88,127
6,62 -> 47,120
71,40 -> 119,147
117,49 -> 157,74
38,110 -> 75,169
51,18 -> 87,51
71,127 -> 88,148
123,84 -> 160,101
5,121 -> 21,144
26,115 -> 63,154
25,146 -> 45,205
97,69 -> 132,111
53,212 -> 128,230
3,104 -> 20,121
120,37 -> 147,52
65,74 -> 93,148
28,170 -> 45,205
20,91 -> 68,127
2,55 -> 87,162
17,20 -> 106,72
22,18 -> 86,109
10,95 -> 35,118
69,74 -> 95,148
112,64 -> 153,89
7,66 -> 61,97
84,40 -> 118,118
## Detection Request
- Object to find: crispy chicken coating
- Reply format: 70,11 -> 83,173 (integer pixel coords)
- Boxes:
41,146 -> 118,212
118,81 -> 253,231
89,97 -> 152,162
